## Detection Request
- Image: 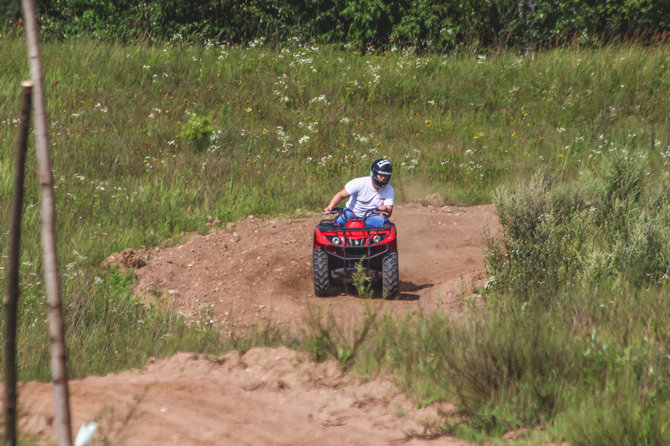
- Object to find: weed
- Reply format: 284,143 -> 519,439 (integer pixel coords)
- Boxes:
179,114 -> 213,153
352,258 -> 373,299
302,303 -> 380,370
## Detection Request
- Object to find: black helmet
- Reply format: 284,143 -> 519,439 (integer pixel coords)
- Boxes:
370,158 -> 392,188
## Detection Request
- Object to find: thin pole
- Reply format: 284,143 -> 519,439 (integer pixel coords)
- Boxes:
4,81 -> 33,446
19,1 -> 73,445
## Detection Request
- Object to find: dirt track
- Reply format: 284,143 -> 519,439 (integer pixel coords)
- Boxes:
13,202 -> 498,445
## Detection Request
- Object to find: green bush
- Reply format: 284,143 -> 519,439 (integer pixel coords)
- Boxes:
179,114 -> 213,152
428,304 -> 579,433
486,152 -> 670,301
485,170 -> 590,301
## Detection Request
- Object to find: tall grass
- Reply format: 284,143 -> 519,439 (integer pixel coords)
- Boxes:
1,38 -> 670,442
302,157 -> 670,443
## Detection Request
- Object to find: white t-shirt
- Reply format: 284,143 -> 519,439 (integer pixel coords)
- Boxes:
344,176 -> 395,216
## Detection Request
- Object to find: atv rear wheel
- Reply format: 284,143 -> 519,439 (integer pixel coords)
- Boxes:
312,248 -> 330,296
382,250 -> 399,298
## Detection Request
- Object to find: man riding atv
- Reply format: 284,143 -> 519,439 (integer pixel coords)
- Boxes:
314,158 -> 399,298
324,158 -> 394,227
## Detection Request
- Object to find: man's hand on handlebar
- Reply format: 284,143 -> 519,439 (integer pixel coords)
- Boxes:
377,204 -> 392,217
322,205 -> 343,214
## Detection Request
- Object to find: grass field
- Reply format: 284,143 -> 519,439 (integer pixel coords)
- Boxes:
1,38 -> 670,443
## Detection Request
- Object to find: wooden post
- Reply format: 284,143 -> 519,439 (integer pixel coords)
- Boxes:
4,81 -> 33,446
19,1 -> 73,445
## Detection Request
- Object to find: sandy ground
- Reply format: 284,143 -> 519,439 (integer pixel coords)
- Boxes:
10,201 -> 498,445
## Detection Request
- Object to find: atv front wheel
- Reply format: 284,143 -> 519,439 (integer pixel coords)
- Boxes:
382,250 -> 399,298
312,248 -> 330,296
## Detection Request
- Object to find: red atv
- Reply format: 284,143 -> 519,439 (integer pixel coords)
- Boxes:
312,207 -> 399,298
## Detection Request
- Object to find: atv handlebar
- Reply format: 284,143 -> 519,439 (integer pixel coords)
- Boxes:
322,206 -> 344,215
321,206 -> 389,218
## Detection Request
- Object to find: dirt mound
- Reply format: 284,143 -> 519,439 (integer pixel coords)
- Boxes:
12,202 -> 498,445
17,348 -> 471,445
108,248 -> 147,269
132,203 -> 498,334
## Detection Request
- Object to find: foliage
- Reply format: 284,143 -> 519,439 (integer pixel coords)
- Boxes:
0,40 -> 668,378
352,258 -> 373,298
485,169 -> 592,301
179,113 -> 213,152
344,280 -> 670,443
427,303 -> 579,433
1,39 -> 670,443
5,268 -> 227,381
466,155 -> 670,440
302,303 -> 380,369
5,0 -> 669,49
0,0 -> 21,27
485,152 -> 670,303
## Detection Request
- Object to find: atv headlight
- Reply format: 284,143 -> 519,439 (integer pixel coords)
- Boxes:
329,236 -> 342,245
371,234 -> 385,243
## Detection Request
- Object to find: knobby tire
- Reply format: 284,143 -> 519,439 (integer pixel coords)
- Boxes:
312,248 -> 330,296
382,250 -> 399,299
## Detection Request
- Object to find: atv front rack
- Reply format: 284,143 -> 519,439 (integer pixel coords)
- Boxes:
313,207 -> 399,297
316,222 -> 393,262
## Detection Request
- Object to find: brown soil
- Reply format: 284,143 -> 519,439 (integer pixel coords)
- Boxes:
13,202 -> 498,445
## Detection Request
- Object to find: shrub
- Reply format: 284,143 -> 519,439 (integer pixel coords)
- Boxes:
486,170 -> 589,301
423,300 -> 581,434
486,152 -> 670,301
179,114 -> 213,153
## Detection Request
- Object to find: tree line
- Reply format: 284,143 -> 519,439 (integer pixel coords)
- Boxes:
1,0 -> 669,50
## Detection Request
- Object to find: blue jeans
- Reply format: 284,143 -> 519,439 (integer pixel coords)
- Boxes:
335,209 -> 388,228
